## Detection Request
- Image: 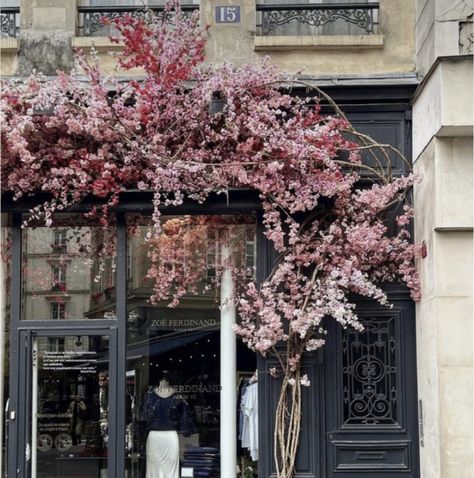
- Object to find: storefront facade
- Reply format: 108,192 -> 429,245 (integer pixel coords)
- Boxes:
3,1 -> 471,477
1,85 -> 422,478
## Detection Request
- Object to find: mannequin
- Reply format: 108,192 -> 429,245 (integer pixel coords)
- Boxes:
155,375 -> 175,399
141,371 -> 191,478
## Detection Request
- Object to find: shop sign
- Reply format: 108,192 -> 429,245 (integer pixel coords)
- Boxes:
150,317 -> 219,331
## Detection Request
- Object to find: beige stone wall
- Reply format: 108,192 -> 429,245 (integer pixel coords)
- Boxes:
414,135 -> 473,477
413,58 -> 473,159
1,0 -> 417,78
20,0 -> 76,32
416,0 -> 473,76
253,0 -> 415,76
413,1 -> 473,470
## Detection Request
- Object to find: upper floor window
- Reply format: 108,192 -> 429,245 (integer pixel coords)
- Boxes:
51,265 -> 67,290
0,0 -> 20,38
77,0 -> 200,37
47,337 -> 65,351
52,229 -> 67,253
50,302 -> 66,320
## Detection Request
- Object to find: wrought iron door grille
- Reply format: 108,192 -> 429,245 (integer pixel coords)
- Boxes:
341,315 -> 398,426
256,2 -> 379,36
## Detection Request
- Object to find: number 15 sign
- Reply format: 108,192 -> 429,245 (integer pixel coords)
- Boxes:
215,6 -> 241,24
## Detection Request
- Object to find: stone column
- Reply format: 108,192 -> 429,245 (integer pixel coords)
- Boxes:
413,1 -> 474,475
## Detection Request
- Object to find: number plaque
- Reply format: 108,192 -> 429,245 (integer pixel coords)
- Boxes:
215,6 -> 241,24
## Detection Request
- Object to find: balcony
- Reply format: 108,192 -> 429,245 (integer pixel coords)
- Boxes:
0,6 -> 19,38
77,4 -> 199,37
256,2 -> 379,37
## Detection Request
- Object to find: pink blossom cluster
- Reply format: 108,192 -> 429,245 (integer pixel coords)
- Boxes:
1,1 -> 422,383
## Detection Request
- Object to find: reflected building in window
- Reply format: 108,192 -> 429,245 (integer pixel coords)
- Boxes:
21,216 -> 116,321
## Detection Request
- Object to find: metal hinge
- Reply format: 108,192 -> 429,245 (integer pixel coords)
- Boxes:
404,110 -> 412,121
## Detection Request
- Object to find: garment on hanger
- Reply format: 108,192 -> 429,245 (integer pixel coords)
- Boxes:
240,381 -> 258,461
238,378 -> 249,441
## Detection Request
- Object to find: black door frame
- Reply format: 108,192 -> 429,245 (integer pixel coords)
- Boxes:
5,203 -> 267,478
9,326 -> 118,478
6,212 -> 128,478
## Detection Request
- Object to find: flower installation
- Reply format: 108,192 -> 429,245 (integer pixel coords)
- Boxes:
0,2 -> 422,476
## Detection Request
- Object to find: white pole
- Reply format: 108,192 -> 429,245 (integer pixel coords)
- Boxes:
220,243 -> 237,478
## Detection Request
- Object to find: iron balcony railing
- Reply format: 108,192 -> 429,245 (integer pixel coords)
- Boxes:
77,4 -> 199,37
0,6 -> 20,38
256,2 -> 379,36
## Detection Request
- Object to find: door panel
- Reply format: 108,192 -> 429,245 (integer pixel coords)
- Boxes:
258,290 -> 420,478
33,334 -> 110,478
325,292 -> 420,478
10,328 -> 117,478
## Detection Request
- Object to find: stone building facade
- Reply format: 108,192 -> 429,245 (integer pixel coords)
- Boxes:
0,1 -> 472,477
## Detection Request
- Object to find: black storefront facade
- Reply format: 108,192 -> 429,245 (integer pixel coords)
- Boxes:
2,84 -> 421,478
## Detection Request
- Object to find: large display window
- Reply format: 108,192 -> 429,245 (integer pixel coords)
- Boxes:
4,209 -> 261,478
125,214 -> 259,478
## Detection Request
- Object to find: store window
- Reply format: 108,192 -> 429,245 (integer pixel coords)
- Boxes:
1,216 -> 11,475
125,214 -> 259,478
21,214 -> 116,321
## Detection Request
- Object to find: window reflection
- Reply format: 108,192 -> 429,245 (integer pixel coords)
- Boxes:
125,215 -> 258,477
21,214 -> 116,320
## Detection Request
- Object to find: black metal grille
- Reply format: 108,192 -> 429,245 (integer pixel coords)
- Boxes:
0,6 -> 19,38
341,315 -> 398,426
256,2 -> 379,36
77,5 -> 199,37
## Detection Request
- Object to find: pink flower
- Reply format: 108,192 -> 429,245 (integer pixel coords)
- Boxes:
300,375 -> 310,387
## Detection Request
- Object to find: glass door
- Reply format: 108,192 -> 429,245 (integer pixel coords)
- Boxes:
20,328 -> 117,478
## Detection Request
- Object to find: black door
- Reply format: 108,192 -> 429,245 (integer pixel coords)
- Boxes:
324,287 -> 420,478
8,327 -> 118,478
258,287 -> 420,478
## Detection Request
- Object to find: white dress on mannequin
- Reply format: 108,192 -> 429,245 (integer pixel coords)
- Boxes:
143,380 -> 184,478
146,430 -> 179,478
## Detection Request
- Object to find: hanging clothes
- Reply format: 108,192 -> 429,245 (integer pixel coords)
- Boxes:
240,382 -> 258,461
237,378 -> 249,441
